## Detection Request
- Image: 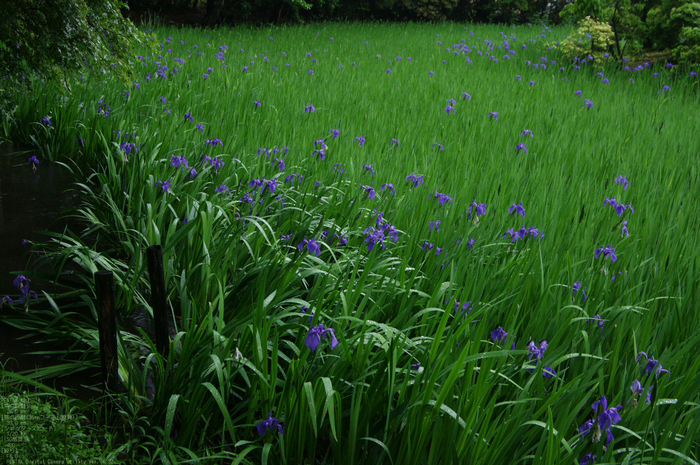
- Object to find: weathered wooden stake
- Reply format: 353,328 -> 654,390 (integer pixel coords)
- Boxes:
146,245 -> 170,358
96,270 -> 118,394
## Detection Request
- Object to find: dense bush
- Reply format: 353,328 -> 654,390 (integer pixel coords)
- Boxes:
646,0 -> 700,63
559,0 -> 700,65
557,16 -> 615,63
0,0 -> 145,109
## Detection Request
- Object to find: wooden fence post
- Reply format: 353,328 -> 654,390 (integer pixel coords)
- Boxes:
146,245 -> 170,359
95,270 -> 118,394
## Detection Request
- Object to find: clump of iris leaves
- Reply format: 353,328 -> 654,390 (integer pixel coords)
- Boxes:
1,21 -> 699,465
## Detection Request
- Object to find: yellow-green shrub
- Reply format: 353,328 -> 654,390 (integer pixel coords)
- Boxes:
558,16 -> 615,63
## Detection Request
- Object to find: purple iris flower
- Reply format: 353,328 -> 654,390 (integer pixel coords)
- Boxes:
592,396 -> 623,445
579,453 -> 596,465
171,155 -> 189,169
433,190 -> 453,205
305,104 -> 315,113
637,351 -> 670,378
509,202 -> 525,218
270,156 -> 286,171
266,179 -> 278,194
429,220 -> 441,231
381,183 -> 395,194
585,99 -> 594,108
452,301 -> 471,314
380,223 -> 399,242
361,185 -> 376,199
542,366 -> 557,379
467,200 -> 487,219
516,143 -> 527,153
615,175 -> 629,190
621,220 -> 629,237
595,245 -> 617,263
209,157 -> 225,171
120,142 -> 138,157
184,112 -> 194,123
575,90 -> 583,97
29,156 -> 40,167
406,173 -> 424,188
573,282 -> 587,302
527,340 -> 548,361
257,413 -> 283,436
334,234 -> 349,246
156,179 -> 172,193
215,185 -> 230,194
522,129 -> 533,138
363,227 -> 385,252
579,418 -> 595,438
305,324 -> 339,352
445,105 -> 456,114
12,275 -> 38,305
491,326 -> 508,344
297,237 -> 321,257
301,305 -> 314,324
462,92 -> 471,100
488,112 -> 499,120
604,197 -> 634,217
411,363 -> 420,371
630,380 -> 643,395
329,128 -> 340,139
355,135 -> 366,146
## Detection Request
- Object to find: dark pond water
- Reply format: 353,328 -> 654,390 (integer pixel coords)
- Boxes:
0,142 -> 100,399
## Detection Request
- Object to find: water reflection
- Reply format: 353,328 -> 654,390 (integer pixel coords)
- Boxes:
0,142 -> 98,398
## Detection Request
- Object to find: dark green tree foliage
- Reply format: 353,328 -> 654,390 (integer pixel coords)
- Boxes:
131,0 -> 571,24
202,0 -> 342,25
606,0 -> 645,58
401,0 -> 460,21
453,0 -> 559,24
0,0 -> 143,93
647,0 -> 700,62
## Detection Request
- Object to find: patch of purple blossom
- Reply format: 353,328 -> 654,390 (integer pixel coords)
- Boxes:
604,197 -> 634,217
595,244 -> 618,263
306,324 -> 339,351
573,281 -> 588,302
405,173 -> 424,188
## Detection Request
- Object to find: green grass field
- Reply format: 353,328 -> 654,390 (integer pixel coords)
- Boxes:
1,21 -> 699,464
